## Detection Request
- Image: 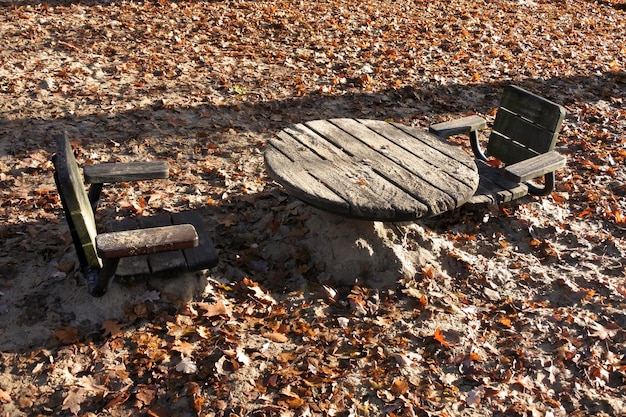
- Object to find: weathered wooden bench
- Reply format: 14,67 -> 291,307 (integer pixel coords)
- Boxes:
53,132 -> 218,297
429,85 -> 567,205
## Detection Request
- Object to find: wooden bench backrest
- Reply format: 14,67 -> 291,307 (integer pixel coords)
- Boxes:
487,85 -> 566,165
53,134 -> 102,269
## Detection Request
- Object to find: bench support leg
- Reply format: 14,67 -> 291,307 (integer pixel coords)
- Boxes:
527,172 -> 556,196
88,183 -> 104,214
86,259 -> 119,297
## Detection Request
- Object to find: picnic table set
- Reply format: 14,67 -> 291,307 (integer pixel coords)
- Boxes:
52,85 -> 566,295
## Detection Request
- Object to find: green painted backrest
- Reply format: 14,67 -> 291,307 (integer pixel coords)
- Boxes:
53,134 -> 102,269
487,85 -> 566,165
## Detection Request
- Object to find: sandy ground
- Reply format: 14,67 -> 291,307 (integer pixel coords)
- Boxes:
1,0 -> 625,415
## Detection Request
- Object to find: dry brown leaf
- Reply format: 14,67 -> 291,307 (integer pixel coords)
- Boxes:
198,299 -> 231,318
135,386 -> 157,406
0,389 -> 12,403
62,388 -> 86,414
101,319 -> 125,337
433,327 -> 450,347
172,340 -> 196,356
588,321 -> 619,340
264,332 -> 289,343
54,327 -> 80,344
390,378 -> 409,396
77,375 -> 108,395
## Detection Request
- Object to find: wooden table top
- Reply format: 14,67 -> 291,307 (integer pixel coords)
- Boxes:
264,118 -> 479,221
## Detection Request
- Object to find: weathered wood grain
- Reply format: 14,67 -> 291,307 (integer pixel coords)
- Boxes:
96,224 -> 197,259
265,118 -> 480,221
84,161 -> 169,183
504,151 -> 566,183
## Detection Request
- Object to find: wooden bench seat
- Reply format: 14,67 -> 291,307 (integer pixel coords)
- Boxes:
429,85 -> 567,206
53,132 -> 218,297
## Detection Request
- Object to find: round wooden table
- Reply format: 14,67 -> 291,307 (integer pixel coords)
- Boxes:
264,118 -> 479,221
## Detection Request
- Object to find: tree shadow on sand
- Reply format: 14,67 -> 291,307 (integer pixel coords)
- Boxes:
0,73 -> 624,354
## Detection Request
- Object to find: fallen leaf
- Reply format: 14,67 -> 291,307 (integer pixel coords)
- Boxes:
176,356 -> 198,374
588,321 -> 618,340
0,389 -> 11,403
220,213 -> 239,227
498,317 -> 512,328
172,340 -> 196,356
77,375 -> 108,395
433,327 -> 450,347
466,385 -> 485,407
104,392 -> 130,409
54,327 -> 80,344
135,386 -> 157,406
62,388 -> 86,414
390,378 -> 409,395
264,332 -> 289,343
197,299 -> 231,318
101,319 -> 125,337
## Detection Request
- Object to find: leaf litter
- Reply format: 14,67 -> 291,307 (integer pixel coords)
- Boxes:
0,0 -> 625,416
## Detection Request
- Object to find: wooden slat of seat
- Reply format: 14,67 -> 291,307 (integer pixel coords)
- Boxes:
84,161 -> 169,184
96,224 -> 197,259
468,161 -> 529,205
172,211 -> 218,270
138,215 -> 188,275
106,218 -> 151,277
504,151 -> 566,183
54,134 -> 102,269
428,115 -> 487,138
487,132 -> 540,165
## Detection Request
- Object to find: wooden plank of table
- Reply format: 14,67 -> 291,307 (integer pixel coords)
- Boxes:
304,119 -> 458,215
333,118 -> 479,195
265,142 -> 353,217
279,124 -> 429,217
269,126 -> 426,219
357,119 -> 478,182
287,122 -> 432,217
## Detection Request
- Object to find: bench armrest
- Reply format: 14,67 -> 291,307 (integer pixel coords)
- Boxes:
83,161 -> 169,184
96,224 -> 198,259
504,151 -> 566,183
429,115 -> 487,138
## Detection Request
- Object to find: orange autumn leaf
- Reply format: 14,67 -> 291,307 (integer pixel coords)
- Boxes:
577,207 -> 594,218
433,327 -> 450,347
285,397 -> 305,409
487,158 -> 503,168
193,397 -> 205,412
613,209 -> 626,224
498,317 -> 512,327
391,378 -> 409,395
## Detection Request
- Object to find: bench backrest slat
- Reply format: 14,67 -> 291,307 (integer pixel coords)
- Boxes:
487,85 -> 566,165
53,133 -> 102,268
